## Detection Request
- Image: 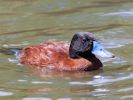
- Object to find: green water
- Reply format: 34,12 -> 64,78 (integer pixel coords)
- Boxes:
0,0 -> 133,100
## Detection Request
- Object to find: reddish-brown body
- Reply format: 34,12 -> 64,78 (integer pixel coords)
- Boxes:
18,42 -> 102,71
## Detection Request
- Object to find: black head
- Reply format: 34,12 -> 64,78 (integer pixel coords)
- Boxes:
69,32 -> 97,59
69,32 -> 115,59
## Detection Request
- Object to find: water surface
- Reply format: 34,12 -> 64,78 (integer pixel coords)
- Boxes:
0,0 -> 133,100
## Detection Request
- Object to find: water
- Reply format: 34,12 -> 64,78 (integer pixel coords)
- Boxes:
0,0 -> 133,100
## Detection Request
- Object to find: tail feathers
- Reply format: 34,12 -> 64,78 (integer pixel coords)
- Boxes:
0,48 -> 22,56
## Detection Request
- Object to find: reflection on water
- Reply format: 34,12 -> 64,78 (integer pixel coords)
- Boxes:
0,0 -> 133,100
0,91 -> 13,96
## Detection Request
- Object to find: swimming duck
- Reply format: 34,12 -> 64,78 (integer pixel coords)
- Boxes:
17,32 -> 114,71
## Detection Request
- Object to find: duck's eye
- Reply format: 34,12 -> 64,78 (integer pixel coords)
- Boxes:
100,48 -> 103,51
82,39 -> 87,42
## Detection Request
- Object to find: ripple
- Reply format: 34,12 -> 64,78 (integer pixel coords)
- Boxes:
35,3 -> 119,16
3,42 -> 30,48
90,73 -> 133,86
31,81 -> 52,84
8,58 -> 19,63
23,97 -> 72,100
102,9 -> 133,17
90,88 -> 111,98
23,97 -> 51,100
118,87 -> 133,92
57,98 -> 71,100
69,73 -> 133,86
17,79 -> 27,82
0,91 -> 14,96
121,95 -> 133,99
105,39 -> 133,48
97,88 -> 110,92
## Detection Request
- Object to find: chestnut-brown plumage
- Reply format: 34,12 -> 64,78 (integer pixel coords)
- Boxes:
17,32 -> 114,71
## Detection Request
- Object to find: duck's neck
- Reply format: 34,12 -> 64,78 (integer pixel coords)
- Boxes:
78,51 -> 93,59
84,54 -> 103,71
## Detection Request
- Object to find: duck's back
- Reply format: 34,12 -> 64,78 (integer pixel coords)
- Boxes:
18,42 -> 91,71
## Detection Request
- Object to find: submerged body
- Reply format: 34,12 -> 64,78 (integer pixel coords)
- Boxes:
19,42 -> 102,71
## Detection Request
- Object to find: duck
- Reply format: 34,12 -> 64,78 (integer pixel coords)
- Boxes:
16,32 -> 114,71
